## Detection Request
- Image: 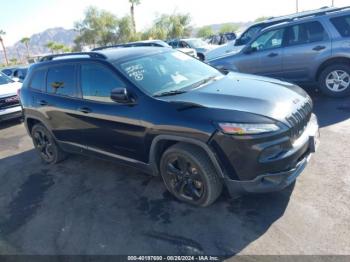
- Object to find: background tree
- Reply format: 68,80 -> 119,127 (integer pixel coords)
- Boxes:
144,13 -> 192,40
46,41 -> 56,53
197,26 -> 214,38
168,13 -> 192,39
9,58 -> 18,65
219,23 -> 239,34
20,37 -> 31,58
255,16 -> 269,22
52,43 -> 65,53
62,46 -> 72,53
118,16 -> 137,43
0,30 -> 9,66
45,42 -> 71,54
129,0 -> 140,33
74,6 -> 140,49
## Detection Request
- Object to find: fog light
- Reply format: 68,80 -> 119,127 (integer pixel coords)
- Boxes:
260,144 -> 284,162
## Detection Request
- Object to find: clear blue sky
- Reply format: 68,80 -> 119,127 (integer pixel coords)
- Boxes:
1,0 -> 349,46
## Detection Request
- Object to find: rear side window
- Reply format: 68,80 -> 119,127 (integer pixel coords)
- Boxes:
331,15 -> 350,37
286,21 -> 328,46
47,65 -> 77,97
81,63 -> 125,103
29,69 -> 46,92
168,41 -> 178,48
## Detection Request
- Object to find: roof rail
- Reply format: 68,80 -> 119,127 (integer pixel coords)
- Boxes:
39,52 -> 107,62
92,45 -> 123,51
262,6 -> 350,24
291,6 -> 350,21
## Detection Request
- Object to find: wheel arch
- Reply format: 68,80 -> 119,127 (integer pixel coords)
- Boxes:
149,135 -> 225,178
315,57 -> 350,82
25,116 -> 56,139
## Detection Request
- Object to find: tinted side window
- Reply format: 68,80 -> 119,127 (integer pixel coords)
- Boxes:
331,15 -> 350,37
47,65 -> 77,97
29,69 -> 46,92
2,69 -> 12,76
286,22 -> 328,46
81,63 -> 125,103
169,41 -> 178,48
179,41 -> 190,48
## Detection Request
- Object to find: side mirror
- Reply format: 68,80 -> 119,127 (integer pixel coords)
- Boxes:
110,88 -> 135,104
243,46 -> 257,54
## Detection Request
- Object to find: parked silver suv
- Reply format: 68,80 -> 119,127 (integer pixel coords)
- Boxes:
209,6 -> 350,97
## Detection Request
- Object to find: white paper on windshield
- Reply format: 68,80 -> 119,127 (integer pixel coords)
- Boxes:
171,73 -> 188,84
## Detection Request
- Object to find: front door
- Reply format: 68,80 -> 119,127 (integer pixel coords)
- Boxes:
77,62 -> 145,162
236,27 -> 286,79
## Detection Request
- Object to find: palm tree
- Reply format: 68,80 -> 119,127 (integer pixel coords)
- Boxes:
46,41 -> 56,54
0,30 -> 9,66
20,37 -> 31,58
129,0 -> 140,33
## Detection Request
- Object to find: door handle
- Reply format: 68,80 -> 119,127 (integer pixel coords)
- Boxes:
268,52 -> 278,57
37,100 -> 48,106
77,107 -> 92,114
313,45 -> 326,51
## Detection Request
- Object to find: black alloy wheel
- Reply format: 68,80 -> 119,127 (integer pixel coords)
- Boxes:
160,143 -> 222,206
31,123 -> 66,164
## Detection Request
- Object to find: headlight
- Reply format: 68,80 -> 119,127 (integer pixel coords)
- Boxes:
218,123 -> 280,135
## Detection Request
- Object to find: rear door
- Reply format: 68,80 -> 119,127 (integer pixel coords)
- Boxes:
282,21 -> 331,82
31,63 -> 87,147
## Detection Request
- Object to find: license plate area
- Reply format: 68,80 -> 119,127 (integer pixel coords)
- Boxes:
309,130 -> 320,153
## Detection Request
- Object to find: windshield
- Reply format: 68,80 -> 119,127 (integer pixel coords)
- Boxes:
0,72 -> 14,85
186,39 -> 208,48
118,51 -> 221,96
237,25 -> 263,46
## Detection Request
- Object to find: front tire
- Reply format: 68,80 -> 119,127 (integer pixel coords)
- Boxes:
318,63 -> 350,97
160,143 -> 223,207
31,123 -> 66,164
197,53 -> 205,61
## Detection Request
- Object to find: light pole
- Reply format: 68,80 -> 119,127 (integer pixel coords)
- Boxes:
332,0 -> 334,7
296,0 -> 299,13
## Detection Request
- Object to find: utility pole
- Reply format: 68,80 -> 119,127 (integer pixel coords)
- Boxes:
332,0 -> 334,7
296,0 -> 299,13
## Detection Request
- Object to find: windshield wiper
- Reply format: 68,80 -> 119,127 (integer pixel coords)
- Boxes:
153,90 -> 187,97
188,75 -> 218,89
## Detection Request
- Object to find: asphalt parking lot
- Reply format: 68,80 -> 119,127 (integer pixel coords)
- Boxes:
0,92 -> 349,257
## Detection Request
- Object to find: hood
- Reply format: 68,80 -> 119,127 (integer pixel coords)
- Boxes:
0,82 -> 22,97
158,73 -> 310,125
206,45 -> 244,62
195,45 -> 217,53
178,48 -> 196,54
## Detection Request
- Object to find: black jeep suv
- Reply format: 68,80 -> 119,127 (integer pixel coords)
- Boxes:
20,48 -> 319,206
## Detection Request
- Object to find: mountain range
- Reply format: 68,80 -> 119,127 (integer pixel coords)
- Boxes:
1,27 -> 77,64
0,22 -> 251,64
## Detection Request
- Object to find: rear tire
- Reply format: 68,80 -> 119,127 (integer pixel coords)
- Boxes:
160,143 -> 223,207
31,123 -> 66,164
197,53 -> 205,61
318,63 -> 350,97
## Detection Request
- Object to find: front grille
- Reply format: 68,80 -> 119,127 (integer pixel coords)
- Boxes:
286,99 -> 313,141
0,95 -> 20,109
